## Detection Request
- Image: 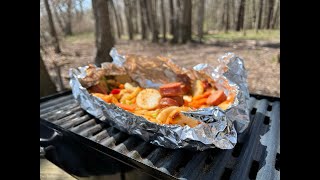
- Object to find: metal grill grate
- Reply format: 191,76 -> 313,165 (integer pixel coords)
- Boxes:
40,91 -> 280,180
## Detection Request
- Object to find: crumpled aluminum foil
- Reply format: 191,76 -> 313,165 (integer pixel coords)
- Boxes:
69,48 -> 250,150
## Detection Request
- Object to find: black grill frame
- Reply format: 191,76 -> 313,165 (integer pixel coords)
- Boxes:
40,91 -> 280,180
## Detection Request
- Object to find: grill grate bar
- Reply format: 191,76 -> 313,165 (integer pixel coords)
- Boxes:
230,99 -> 269,180
60,114 -> 91,129
89,129 -> 109,143
40,99 -> 77,115
121,136 -> 143,151
146,148 -> 169,165
131,142 -> 155,159
200,149 -> 233,179
256,101 -> 280,179
70,119 -> 97,134
78,124 -> 104,138
40,103 -> 81,120
157,150 -> 188,175
40,94 -> 74,110
53,110 -> 85,126
178,151 -> 210,179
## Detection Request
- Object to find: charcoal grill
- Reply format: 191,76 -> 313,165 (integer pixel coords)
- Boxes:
40,91 -> 280,180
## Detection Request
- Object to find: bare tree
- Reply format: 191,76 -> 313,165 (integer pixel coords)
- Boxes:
169,0 -> 174,36
236,0 -> 246,31
146,0 -> 159,42
124,0 -> 134,40
197,0 -> 205,42
151,0 -> 159,42
65,0 -> 73,35
79,0 -> 84,19
161,0 -> 167,42
110,0 -> 122,38
224,0 -> 230,33
171,0 -> 180,43
231,0 -> 237,30
40,54 -> 57,97
251,0 -> 257,29
92,0 -> 115,65
136,0 -> 141,34
52,1 -> 65,34
256,0 -> 264,31
266,0 -> 274,29
44,0 -> 61,53
181,0 -> 192,43
140,0 -> 148,39
271,0 -> 279,29
132,0 -> 139,34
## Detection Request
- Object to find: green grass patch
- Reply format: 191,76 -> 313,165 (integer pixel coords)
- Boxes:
64,32 -> 94,43
62,29 -> 279,43
203,29 -> 280,42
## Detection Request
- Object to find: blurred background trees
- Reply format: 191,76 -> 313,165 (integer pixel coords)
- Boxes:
40,0 -> 280,48
40,0 -> 280,97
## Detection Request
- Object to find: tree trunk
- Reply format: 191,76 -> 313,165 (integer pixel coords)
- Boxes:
181,0 -> 192,43
243,0 -> 247,36
114,1 -> 124,35
79,0 -> 84,19
266,0 -> 274,29
271,0 -> 279,29
92,0 -> 115,65
107,2 -> 116,38
136,0 -> 141,34
152,0 -> 159,43
147,0 -> 158,43
256,0 -> 264,31
170,0 -> 179,43
161,0 -> 167,42
43,0 -> 61,54
134,0 -> 140,34
65,0 -> 73,36
40,54 -> 57,97
231,0 -> 237,30
169,0 -> 174,36
252,0 -> 256,29
224,0 -> 230,33
172,0 -> 182,43
52,3 -> 65,35
221,0 -> 225,31
124,0 -> 134,40
110,0 -> 122,38
197,0 -> 205,42
236,0 -> 246,31
140,0 -> 148,39
56,3 -> 69,34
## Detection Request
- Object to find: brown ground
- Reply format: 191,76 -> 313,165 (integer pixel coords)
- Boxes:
42,39 -> 280,97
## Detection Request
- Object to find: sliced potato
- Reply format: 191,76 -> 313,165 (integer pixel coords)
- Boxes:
136,89 -> 162,110
156,106 -> 179,124
192,80 -> 204,97
124,82 -> 136,91
183,95 -> 193,103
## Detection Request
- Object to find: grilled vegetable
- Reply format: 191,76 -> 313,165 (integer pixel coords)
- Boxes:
159,82 -> 184,96
206,90 -> 227,106
159,97 -> 180,108
192,80 -> 204,97
136,89 -> 162,110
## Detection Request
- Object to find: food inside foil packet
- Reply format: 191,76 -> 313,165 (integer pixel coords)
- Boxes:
81,64 -> 236,128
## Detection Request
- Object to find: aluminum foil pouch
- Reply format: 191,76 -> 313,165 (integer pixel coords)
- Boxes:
69,48 -> 250,150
